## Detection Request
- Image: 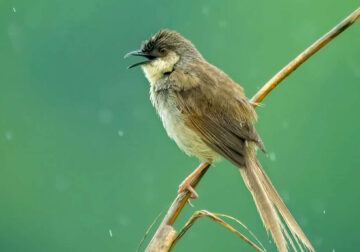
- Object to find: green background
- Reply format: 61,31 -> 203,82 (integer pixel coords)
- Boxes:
1,0 -> 359,251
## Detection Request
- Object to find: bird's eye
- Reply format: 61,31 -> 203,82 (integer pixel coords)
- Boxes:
159,48 -> 167,55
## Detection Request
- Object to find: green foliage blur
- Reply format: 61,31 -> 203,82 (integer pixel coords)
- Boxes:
0,0 -> 359,251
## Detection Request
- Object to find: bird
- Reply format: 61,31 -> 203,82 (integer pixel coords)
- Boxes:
125,29 -> 314,252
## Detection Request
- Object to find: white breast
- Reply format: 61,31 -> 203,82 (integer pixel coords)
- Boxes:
150,88 -> 220,163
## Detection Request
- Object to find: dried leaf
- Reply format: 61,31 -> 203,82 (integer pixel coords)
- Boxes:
171,210 -> 266,252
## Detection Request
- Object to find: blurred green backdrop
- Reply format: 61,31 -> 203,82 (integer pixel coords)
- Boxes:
1,0 -> 359,251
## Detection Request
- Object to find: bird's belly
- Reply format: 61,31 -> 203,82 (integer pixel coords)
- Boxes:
151,90 -> 220,163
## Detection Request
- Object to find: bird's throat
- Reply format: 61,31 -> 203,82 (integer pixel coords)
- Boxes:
142,52 -> 179,85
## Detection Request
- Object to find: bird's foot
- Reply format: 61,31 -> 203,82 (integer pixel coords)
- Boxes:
177,162 -> 210,199
178,180 -> 199,199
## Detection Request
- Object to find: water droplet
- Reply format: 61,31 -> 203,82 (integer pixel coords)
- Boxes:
118,216 -> 130,226
201,6 -> 209,16
5,131 -> 13,140
218,20 -> 227,28
109,229 -> 113,237
98,109 -> 113,124
281,191 -> 290,201
269,152 -> 276,161
55,175 -> 69,192
314,236 -> 323,246
282,120 -> 289,129
12,7 -> 16,13
118,130 -> 124,137
323,210 -> 326,214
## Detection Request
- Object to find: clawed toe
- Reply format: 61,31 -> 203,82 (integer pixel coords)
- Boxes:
178,181 -> 199,199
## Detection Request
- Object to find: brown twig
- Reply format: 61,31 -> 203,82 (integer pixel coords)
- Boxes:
251,7 -> 360,104
144,7 -> 360,252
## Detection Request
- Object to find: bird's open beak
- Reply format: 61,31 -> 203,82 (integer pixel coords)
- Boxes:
124,50 -> 155,69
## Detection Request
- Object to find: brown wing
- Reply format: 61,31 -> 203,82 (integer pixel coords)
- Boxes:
170,63 -> 264,166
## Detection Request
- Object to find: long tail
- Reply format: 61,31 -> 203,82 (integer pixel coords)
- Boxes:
239,143 -> 315,252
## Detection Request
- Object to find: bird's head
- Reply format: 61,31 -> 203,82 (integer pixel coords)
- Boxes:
125,30 -> 202,84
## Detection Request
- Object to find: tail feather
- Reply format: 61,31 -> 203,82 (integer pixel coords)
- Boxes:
255,160 -> 315,252
240,166 -> 288,251
239,143 -> 315,252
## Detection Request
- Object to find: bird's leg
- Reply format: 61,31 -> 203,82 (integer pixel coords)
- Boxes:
178,162 -> 210,199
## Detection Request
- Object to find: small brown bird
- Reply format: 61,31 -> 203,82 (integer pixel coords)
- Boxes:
125,30 -> 314,252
